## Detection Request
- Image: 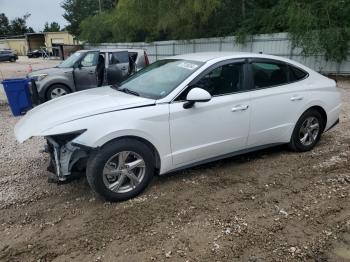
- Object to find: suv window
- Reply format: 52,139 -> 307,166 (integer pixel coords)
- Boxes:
178,62 -> 244,100
289,65 -> 308,81
81,52 -> 99,67
109,51 -> 129,65
252,61 -> 288,88
129,52 -> 138,63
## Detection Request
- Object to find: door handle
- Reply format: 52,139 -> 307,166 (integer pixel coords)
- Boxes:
88,71 -> 95,74
290,95 -> 303,101
231,105 -> 249,112
121,67 -> 127,70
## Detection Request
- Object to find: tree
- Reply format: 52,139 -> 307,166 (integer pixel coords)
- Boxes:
62,0 -> 117,36
77,0 -> 350,62
80,13 -> 114,43
9,13 -> 34,35
243,0 -> 350,62
0,13 -> 10,36
43,21 -> 61,32
80,0 -> 227,42
0,13 -> 34,36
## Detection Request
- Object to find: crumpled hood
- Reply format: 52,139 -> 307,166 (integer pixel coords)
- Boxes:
14,86 -> 156,143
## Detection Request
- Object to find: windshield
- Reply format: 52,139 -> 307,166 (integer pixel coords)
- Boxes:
118,59 -> 204,99
57,51 -> 84,68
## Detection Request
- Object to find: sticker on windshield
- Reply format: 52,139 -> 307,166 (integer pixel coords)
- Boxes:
177,62 -> 198,70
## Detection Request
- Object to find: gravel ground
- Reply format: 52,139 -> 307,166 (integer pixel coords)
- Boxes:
0,79 -> 349,261
0,57 -> 60,103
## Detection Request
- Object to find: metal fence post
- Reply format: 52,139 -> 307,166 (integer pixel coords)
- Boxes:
289,42 -> 294,59
155,43 -> 158,61
250,36 -> 254,52
172,42 -> 175,56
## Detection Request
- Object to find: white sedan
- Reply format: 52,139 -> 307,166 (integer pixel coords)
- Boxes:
14,52 -> 341,201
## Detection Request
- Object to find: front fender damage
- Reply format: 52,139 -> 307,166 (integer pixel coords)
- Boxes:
46,137 -> 91,182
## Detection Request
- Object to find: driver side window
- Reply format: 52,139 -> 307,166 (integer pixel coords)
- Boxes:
177,62 -> 244,101
81,52 -> 99,67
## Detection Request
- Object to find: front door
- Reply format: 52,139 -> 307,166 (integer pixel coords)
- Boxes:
74,51 -> 99,91
169,61 -> 251,166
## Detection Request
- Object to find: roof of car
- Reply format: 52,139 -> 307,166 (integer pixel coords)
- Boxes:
79,48 -> 145,53
171,52 -> 289,63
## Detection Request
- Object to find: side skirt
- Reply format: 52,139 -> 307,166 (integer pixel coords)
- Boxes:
163,143 -> 285,175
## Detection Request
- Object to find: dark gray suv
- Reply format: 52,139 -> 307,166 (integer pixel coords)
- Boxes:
0,50 -> 18,62
28,49 -> 150,101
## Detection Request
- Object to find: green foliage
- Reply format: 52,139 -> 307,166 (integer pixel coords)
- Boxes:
43,22 -> 61,32
80,13 -> 114,43
80,0 -> 243,42
0,13 -> 10,36
258,0 -> 350,62
61,0 -> 117,37
75,0 -> 350,62
0,13 -> 34,36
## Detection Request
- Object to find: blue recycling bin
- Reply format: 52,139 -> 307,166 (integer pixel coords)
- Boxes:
2,78 -> 32,116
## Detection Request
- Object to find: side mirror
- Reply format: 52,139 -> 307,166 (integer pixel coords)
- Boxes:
183,87 -> 212,109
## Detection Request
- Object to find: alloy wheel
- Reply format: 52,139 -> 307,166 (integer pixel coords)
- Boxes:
102,151 -> 146,193
298,116 -> 320,146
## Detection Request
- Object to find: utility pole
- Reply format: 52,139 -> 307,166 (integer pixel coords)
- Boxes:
98,0 -> 102,13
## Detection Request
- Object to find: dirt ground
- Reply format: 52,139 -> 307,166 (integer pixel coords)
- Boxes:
0,59 -> 349,261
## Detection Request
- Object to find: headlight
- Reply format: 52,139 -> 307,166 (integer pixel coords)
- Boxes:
31,73 -> 48,81
48,129 -> 87,145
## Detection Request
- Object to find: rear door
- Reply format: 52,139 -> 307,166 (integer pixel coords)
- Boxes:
74,51 -> 99,90
107,51 -> 129,84
247,58 -> 308,146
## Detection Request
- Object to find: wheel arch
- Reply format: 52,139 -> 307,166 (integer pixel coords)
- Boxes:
304,105 -> 327,131
101,135 -> 161,171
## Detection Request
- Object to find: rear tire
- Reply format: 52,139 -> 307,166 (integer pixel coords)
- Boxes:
86,139 -> 155,202
46,84 -> 70,100
289,109 -> 324,152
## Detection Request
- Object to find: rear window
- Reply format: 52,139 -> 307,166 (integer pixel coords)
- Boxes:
252,62 -> 289,88
109,51 -> 129,64
129,52 -> 138,63
289,66 -> 308,81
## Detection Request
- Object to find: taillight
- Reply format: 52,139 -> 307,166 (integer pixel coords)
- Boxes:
144,50 -> 149,66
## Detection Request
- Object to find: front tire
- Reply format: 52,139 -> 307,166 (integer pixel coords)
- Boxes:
289,109 -> 324,152
46,84 -> 70,100
9,57 -> 15,62
86,139 -> 155,202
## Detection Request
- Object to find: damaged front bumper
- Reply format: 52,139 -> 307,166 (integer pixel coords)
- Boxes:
45,131 -> 91,182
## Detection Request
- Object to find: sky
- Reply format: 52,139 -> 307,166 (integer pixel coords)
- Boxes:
0,0 -> 67,32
